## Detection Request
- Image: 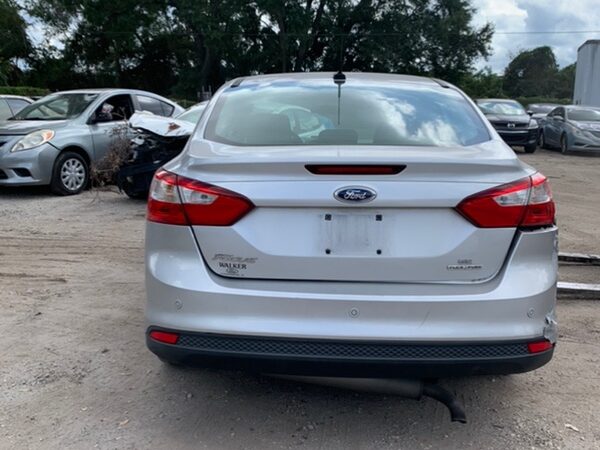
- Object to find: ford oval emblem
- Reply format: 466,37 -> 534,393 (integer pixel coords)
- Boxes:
334,186 -> 377,203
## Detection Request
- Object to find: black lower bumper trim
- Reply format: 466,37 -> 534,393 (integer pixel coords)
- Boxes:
146,328 -> 554,378
497,131 -> 538,146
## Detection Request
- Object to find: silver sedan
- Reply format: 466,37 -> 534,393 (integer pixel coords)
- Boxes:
144,72 -> 558,391
540,105 -> 600,153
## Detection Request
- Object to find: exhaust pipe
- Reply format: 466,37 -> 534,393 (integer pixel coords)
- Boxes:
271,376 -> 467,423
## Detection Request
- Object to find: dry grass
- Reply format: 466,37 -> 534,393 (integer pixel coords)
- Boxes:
90,125 -> 131,190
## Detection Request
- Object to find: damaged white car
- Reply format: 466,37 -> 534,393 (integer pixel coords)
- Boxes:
117,102 -> 207,198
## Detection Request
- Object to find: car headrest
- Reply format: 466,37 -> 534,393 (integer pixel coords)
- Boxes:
316,129 -> 358,144
239,113 -> 301,145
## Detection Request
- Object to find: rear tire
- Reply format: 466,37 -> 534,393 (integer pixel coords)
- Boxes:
50,151 -> 89,196
560,134 -> 569,154
121,179 -> 148,199
524,143 -> 537,153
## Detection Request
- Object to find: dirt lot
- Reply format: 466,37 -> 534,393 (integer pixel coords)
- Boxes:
1,149 -> 599,450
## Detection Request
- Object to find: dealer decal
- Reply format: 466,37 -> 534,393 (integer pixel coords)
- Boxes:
213,254 -> 257,276
212,254 -> 257,264
447,259 -> 482,271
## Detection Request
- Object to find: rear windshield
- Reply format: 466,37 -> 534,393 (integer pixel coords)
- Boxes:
204,79 -> 489,147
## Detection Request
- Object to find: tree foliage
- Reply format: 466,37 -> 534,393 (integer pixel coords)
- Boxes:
461,67 -> 503,98
503,46 -> 558,98
23,0 -> 493,97
554,63 -> 576,99
0,0 -> 31,84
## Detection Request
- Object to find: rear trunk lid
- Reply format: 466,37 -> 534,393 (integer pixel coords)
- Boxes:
173,143 -> 531,283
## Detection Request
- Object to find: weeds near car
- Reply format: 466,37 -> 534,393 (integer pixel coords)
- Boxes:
89,124 -> 131,199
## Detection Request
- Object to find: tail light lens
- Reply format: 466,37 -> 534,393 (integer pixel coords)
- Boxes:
457,172 -> 555,228
147,169 -> 254,226
527,340 -> 554,354
149,330 -> 179,345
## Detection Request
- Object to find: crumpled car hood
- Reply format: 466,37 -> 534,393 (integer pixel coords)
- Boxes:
128,112 -> 195,138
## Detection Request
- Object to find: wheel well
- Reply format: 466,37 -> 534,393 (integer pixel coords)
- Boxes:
59,146 -> 91,167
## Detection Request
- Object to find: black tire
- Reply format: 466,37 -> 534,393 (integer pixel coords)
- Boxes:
50,151 -> 89,195
121,179 -> 148,200
560,134 -> 569,154
524,143 -> 537,153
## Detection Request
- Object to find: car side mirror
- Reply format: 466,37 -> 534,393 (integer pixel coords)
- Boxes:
527,110 -> 533,116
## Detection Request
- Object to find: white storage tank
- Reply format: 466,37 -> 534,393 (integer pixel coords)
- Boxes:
574,40 -> 600,107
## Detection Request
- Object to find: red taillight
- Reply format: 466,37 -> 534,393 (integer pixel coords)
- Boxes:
147,169 -> 254,226
149,330 -> 179,345
456,172 -> 555,228
527,340 -> 554,354
147,170 -> 188,225
306,165 -> 405,175
520,172 -> 556,227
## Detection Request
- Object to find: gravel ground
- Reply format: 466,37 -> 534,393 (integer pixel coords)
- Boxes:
0,149 -> 599,449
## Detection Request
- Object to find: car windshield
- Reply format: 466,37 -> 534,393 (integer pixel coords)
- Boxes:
477,101 -> 526,116
528,104 -> 557,114
12,93 -> 99,120
568,108 -> 600,122
205,79 -> 489,147
176,104 -> 207,124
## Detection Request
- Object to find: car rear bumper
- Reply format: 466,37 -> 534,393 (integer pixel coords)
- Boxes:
146,223 -> 558,376
147,329 -> 554,377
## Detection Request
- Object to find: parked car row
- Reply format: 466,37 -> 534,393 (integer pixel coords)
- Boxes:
2,86 -> 596,198
475,98 -> 600,155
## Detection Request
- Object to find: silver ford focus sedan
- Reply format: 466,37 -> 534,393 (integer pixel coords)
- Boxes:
145,73 -> 557,379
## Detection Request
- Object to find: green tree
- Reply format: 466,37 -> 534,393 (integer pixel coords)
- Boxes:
460,67 -> 503,98
0,0 -> 31,84
26,0 -> 493,96
330,0 -> 493,84
554,63 -> 575,99
503,46 -> 558,98
27,0 -> 187,94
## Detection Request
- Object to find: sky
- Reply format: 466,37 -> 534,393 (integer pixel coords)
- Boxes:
471,0 -> 600,72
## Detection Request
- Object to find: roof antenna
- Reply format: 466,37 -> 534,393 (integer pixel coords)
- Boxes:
333,71 -> 346,126
333,34 -> 346,126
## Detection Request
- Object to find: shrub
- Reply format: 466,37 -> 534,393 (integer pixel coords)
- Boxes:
516,97 -> 571,107
0,86 -> 50,97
